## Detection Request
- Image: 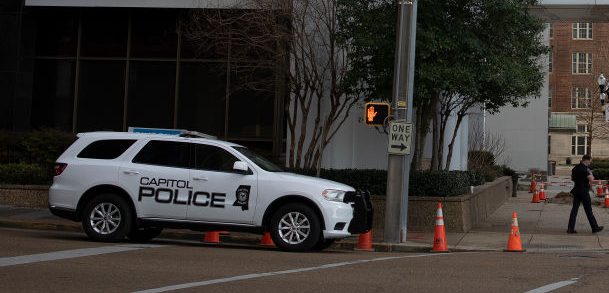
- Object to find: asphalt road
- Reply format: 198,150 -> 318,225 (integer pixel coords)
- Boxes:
1,228 -> 608,293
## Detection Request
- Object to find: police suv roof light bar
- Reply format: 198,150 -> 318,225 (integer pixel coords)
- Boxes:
128,127 -> 217,139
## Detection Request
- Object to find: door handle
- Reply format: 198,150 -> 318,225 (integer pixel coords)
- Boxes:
192,176 -> 209,181
123,170 -> 141,175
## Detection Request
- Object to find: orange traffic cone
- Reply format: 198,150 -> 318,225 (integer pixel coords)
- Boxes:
531,191 -> 540,203
431,202 -> 449,253
539,186 -> 546,201
259,232 -> 275,247
355,230 -> 374,252
597,185 -> 604,197
203,231 -> 220,244
529,180 -> 537,193
605,192 -> 609,209
505,212 -> 526,252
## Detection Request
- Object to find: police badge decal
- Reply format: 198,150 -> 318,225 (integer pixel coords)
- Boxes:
233,185 -> 250,210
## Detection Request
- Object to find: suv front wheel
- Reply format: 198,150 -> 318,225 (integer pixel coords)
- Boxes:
82,193 -> 133,242
269,203 -> 321,252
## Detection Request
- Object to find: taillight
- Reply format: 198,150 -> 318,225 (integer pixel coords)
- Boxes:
54,163 -> 67,176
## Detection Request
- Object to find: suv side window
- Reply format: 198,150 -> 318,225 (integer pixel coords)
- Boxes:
77,139 -> 137,159
195,144 -> 239,172
132,140 -> 191,168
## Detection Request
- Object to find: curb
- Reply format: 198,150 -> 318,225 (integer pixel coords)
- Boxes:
0,218 -> 448,253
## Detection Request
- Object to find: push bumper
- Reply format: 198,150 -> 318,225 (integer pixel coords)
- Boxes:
343,190 -> 373,234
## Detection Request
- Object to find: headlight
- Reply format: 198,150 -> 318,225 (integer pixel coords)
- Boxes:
322,189 -> 346,202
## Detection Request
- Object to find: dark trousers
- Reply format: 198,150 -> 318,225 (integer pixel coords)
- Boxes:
568,190 -> 599,231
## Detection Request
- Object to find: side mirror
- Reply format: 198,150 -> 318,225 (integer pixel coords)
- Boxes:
233,161 -> 249,174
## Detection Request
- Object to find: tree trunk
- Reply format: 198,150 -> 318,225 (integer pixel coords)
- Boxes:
445,113 -> 465,170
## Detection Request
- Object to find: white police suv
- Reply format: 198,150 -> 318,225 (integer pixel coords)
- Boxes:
49,128 -> 372,252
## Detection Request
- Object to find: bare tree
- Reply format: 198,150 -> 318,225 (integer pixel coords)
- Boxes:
182,0 -> 364,173
573,77 -> 609,156
469,121 -> 509,167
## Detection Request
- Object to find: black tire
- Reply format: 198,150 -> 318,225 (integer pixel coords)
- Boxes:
127,227 -> 163,242
269,203 -> 322,252
81,193 -> 133,242
311,238 -> 336,251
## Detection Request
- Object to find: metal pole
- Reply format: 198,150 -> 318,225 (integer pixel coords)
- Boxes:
384,0 -> 418,243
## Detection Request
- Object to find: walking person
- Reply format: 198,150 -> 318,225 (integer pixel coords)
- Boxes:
568,154 -> 604,234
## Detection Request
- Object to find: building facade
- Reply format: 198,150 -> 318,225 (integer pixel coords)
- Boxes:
1,0 -> 284,159
548,22 -> 609,165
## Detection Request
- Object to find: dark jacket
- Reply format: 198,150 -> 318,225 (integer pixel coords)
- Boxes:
571,163 -> 592,194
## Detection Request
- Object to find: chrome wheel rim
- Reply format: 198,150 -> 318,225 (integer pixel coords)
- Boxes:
89,203 -> 121,235
278,212 -> 310,245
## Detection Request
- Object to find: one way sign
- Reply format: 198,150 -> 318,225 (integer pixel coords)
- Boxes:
388,121 -> 412,155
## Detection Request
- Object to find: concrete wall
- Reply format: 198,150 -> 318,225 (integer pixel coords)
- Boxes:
0,185 -> 49,209
483,27 -> 550,173
371,177 -> 513,234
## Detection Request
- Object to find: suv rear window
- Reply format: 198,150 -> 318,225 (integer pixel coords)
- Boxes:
132,140 -> 191,168
77,139 -> 136,159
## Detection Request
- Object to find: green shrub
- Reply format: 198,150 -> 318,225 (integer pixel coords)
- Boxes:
468,171 -> 485,186
0,129 -> 75,169
501,165 -> 519,185
591,160 -> 609,170
594,168 -> 609,180
18,129 -> 75,168
468,151 -> 495,169
0,163 -> 51,185
409,170 -> 470,197
286,168 -> 387,195
287,169 -> 479,197
474,165 -> 503,182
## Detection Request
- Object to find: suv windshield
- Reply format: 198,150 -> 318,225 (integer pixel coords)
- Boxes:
233,146 -> 283,172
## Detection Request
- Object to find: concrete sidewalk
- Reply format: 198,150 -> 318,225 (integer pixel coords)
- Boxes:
400,189 -> 609,252
0,188 -> 608,252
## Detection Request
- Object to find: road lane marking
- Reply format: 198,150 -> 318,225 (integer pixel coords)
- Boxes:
524,278 -> 579,293
133,253 -> 452,293
0,244 -> 164,268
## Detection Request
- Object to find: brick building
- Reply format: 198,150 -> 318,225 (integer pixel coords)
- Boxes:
549,22 -> 609,165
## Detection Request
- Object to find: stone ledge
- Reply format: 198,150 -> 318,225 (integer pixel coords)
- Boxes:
371,176 -> 513,233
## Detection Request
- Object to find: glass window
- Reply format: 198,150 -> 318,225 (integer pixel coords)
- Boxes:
77,61 -> 126,132
127,61 -> 176,129
577,124 -> 589,133
80,9 -> 128,57
131,10 -> 178,58
0,72 -> 14,129
77,139 -> 136,159
195,144 -> 239,172
0,14 -> 19,71
549,23 -> 553,39
31,59 -> 76,131
572,52 -> 592,74
572,23 -> 592,39
0,0 -> 21,12
228,66 -> 275,138
233,146 -> 282,172
548,48 -> 552,73
179,11 -> 229,60
133,140 -> 191,168
34,10 -> 78,57
571,135 -> 590,156
548,87 -> 552,108
177,62 -> 227,137
571,87 -> 590,109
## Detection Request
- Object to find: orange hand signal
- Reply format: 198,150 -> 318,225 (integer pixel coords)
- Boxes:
367,106 -> 377,122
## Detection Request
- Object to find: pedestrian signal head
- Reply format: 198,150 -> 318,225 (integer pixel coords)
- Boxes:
364,102 -> 390,126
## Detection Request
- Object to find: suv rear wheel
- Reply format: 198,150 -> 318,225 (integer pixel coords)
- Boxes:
82,193 -> 133,242
269,203 -> 321,252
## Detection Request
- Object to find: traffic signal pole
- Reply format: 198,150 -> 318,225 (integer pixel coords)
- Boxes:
383,0 -> 418,243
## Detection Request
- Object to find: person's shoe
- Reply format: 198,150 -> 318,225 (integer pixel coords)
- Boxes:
567,230 -> 577,234
592,226 -> 604,233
